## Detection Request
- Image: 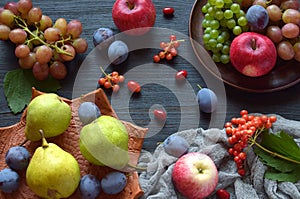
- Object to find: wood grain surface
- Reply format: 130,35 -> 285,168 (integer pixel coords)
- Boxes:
1,0 -> 300,153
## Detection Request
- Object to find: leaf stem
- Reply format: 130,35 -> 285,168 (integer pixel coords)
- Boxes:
249,136 -> 300,165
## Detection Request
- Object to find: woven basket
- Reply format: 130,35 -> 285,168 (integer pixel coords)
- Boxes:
0,88 -> 148,199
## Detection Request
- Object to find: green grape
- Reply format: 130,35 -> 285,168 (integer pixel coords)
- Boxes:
230,3 -> 240,14
215,0 -> 225,8
207,6 -> 216,15
224,10 -> 233,19
217,35 -> 225,43
220,19 -> 227,27
212,53 -> 221,62
223,0 -> 232,4
242,25 -> 249,32
220,54 -> 230,64
237,16 -> 247,26
210,29 -> 219,39
210,20 -> 220,29
204,27 -> 212,34
202,5 -> 209,14
203,34 -> 211,43
215,10 -> 224,20
233,26 -> 242,35
208,38 -> 217,48
235,10 -> 245,18
208,0 -> 217,5
202,19 -> 209,28
221,31 -> 230,40
204,44 -> 212,51
205,13 -> 214,20
226,19 -> 236,29
221,44 -> 230,54
215,43 -> 223,51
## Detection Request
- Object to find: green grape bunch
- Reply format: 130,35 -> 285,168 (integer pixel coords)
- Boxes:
0,0 -> 88,81
201,0 -> 249,64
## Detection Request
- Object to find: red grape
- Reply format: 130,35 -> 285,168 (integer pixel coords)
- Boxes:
59,44 -> 76,61
277,41 -> 295,61
9,28 -> 27,44
53,18 -> 67,36
32,62 -> 49,81
281,23 -> 299,39
72,38 -> 88,53
44,27 -> 61,42
49,61 -> 67,80
18,52 -> 36,69
66,19 -> 82,39
35,45 -> 53,64
266,26 -> 282,43
0,24 -> 11,40
17,0 -> 33,14
27,7 -> 42,23
15,44 -> 30,58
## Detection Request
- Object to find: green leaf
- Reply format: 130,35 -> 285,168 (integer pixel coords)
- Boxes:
261,131 -> 300,162
265,167 -> 300,183
3,69 -> 61,114
253,146 -> 298,173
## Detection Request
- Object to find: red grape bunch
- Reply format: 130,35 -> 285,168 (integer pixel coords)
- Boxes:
224,109 -> 277,176
253,0 -> 300,61
0,0 -> 88,81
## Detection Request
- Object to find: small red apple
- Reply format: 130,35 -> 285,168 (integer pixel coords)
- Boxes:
112,0 -> 156,36
229,32 -> 277,77
172,152 -> 218,199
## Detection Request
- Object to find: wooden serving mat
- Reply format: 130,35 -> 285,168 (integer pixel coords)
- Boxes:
0,87 -> 148,199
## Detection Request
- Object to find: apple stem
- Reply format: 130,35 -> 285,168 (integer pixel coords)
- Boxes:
251,38 -> 256,50
126,0 -> 135,10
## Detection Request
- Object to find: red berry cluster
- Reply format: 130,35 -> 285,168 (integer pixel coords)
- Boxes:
153,34 -> 183,62
98,69 -> 125,93
225,110 -> 277,176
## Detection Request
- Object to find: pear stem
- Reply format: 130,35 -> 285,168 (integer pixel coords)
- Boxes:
39,130 -> 49,148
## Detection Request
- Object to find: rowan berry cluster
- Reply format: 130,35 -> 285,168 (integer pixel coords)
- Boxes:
153,34 -> 183,62
98,68 -> 125,93
225,110 -> 277,176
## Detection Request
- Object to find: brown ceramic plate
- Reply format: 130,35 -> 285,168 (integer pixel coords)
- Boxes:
189,0 -> 300,93
0,88 -> 148,199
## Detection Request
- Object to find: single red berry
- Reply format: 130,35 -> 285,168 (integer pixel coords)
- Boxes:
163,7 -> 174,16
153,54 -> 160,63
153,109 -> 167,121
118,75 -> 125,83
238,168 -> 246,176
112,84 -> 120,93
165,53 -> 173,60
127,80 -> 141,93
175,70 -> 187,81
169,34 -> 176,41
98,77 -> 106,85
216,189 -> 230,199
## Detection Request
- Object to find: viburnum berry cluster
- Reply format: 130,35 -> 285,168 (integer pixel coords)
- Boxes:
153,34 -> 184,62
98,68 -> 125,93
225,109 -> 277,176
0,0 -> 88,81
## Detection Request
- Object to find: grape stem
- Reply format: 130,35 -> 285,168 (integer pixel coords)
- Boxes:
14,15 -> 72,56
163,39 -> 185,54
248,128 -> 300,165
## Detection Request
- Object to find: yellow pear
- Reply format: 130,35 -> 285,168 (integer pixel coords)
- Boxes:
79,115 -> 129,170
25,93 -> 71,141
26,130 -> 80,199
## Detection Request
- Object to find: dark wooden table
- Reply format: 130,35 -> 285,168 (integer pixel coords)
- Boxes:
1,0 -> 300,153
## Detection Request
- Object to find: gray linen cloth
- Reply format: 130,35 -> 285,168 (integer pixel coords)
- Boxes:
138,114 -> 300,199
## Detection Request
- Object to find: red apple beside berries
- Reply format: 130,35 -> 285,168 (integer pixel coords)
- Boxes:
172,152 -> 218,199
112,0 -> 156,36
229,32 -> 277,77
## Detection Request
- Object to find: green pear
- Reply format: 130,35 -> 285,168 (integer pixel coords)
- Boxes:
26,130 -> 80,199
79,115 -> 129,170
25,93 -> 71,141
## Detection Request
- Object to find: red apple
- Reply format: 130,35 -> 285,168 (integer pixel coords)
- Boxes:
229,32 -> 277,77
172,152 -> 218,199
112,0 -> 156,36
